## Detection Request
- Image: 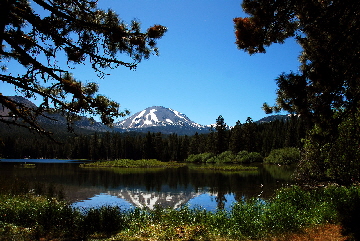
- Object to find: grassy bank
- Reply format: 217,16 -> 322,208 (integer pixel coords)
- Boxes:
80,159 -> 186,168
81,158 -> 257,172
1,185 -> 359,240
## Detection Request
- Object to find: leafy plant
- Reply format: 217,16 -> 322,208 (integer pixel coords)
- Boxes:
264,147 -> 300,165
185,153 -> 215,163
186,151 -> 263,164
235,150 -> 263,163
207,151 -> 236,163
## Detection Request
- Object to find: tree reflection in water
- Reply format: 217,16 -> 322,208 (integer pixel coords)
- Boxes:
0,161 -> 294,210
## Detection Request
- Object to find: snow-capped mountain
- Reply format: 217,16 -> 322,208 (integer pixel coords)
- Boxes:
114,106 -> 210,135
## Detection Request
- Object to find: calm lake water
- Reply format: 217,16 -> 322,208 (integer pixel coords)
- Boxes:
0,159 -> 295,211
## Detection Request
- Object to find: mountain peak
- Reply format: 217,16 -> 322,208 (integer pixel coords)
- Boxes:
114,106 -> 208,135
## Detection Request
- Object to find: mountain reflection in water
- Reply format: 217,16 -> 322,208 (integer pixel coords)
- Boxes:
0,160 -> 295,210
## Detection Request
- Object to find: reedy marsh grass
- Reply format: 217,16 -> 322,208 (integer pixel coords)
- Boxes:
1,185 -> 359,240
80,158 -> 186,168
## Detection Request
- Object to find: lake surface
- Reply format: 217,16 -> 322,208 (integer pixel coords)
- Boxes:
0,159 -> 295,211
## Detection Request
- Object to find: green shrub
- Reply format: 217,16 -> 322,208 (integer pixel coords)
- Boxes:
265,186 -> 317,234
0,194 -> 82,239
235,150 -> 263,163
264,147 -> 300,165
185,153 -> 214,163
207,151 -> 236,163
230,198 -> 266,238
81,206 -> 126,235
187,151 -> 263,164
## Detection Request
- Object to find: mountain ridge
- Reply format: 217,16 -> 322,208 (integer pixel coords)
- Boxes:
1,96 -> 289,135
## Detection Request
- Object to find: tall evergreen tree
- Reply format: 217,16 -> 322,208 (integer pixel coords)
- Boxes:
215,115 -> 228,154
242,117 -> 257,152
143,132 -> 156,159
154,132 -> 164,160
206,127 -> 216,153
179,135 -> 190,161
234,0 -> 360,183
229,120 -> 243,153
188,132 -> 200,155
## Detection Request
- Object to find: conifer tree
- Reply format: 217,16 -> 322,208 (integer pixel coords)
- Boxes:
188,132 -> 200,155
206,127 -> 216,153
215,115 -> 228,154
229,120 -> 243,153
242,117 -> 257,152
234,0 -> 360,183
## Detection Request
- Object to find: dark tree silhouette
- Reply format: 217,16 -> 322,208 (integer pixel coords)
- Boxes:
0,0 -> 166,137
234,0 -> 360,183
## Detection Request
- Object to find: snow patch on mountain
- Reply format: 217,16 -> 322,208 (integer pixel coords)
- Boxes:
114,106 -> 208,132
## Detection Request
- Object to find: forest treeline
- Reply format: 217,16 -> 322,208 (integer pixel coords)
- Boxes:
0,116 -> 306,161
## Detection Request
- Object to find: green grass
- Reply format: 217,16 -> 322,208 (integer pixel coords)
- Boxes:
80,159 -> 186,168
2,185 -> 360,240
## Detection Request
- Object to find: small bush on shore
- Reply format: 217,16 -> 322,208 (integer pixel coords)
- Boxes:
264,147 -> 301,165
186,153 -> 215,163
207,151 -> 236,163
235,150 -> 263,163
185,151 -> 263,163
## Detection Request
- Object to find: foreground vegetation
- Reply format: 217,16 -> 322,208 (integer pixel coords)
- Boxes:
1,185 -> 359,240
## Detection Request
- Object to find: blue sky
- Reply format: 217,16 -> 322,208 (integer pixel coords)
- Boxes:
2,0 -> 302,126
